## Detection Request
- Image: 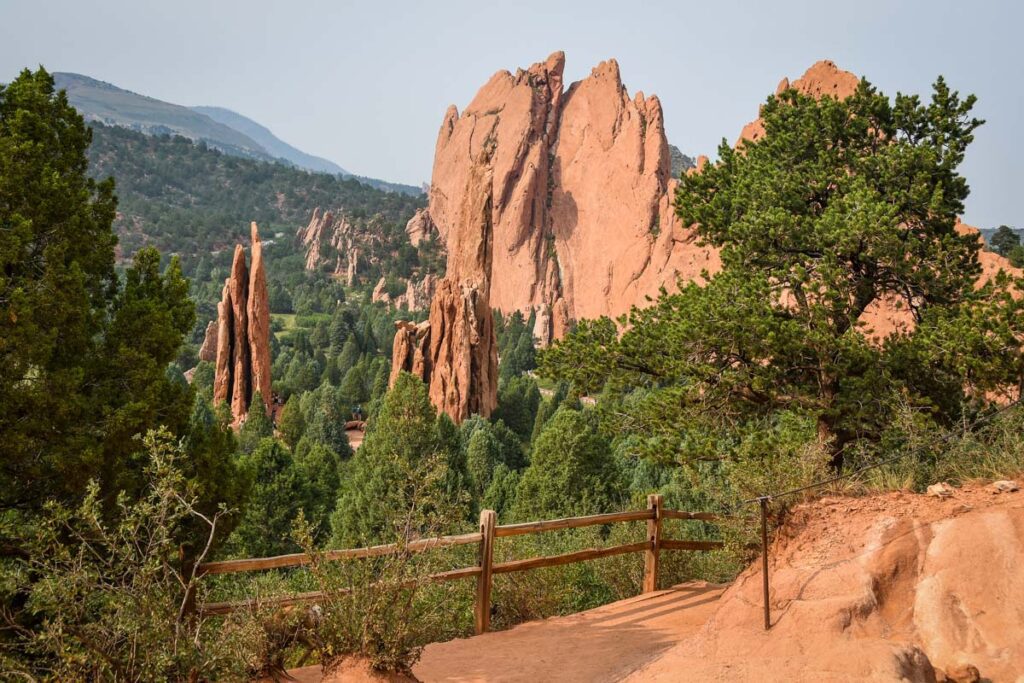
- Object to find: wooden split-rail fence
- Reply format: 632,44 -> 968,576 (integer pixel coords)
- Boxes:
195,494 -> 726,634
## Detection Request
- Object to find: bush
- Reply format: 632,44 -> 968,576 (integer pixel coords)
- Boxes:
0,429 -> 255,681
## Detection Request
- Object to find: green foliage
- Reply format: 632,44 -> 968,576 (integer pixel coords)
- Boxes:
541,75 -> 1024,471
492,375 -> 542,443
293,438 -> 343,542
229,438 -> 305,558
0,68 -> 235,529
989,224 -> 1019,256
331,373 -> 469,546
277,396 -> 306,449
495,310 -> 537,380
303,386 -> 356,459
513,408 -> 625,520
237,393 -> 274,454
83,122 -> 423,261
0,430 -> 252,681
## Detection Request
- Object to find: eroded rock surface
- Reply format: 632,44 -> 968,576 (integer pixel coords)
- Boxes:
397,54 -> 1020,420
213,224 -> 273,423
247,222 -> 272,415
628,482 -> 1024,682
405,207 -> 435,247
198,320 -> 217,362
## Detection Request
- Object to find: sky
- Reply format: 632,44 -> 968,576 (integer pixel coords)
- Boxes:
1,0 -> 1022,228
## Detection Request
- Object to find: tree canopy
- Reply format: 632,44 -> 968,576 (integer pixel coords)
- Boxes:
540,76 -> 1024,468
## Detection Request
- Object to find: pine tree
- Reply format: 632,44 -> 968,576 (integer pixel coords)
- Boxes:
542,75 -> 1024,469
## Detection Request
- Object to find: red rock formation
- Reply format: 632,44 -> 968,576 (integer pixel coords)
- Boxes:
296,208 -> 357,278
371,277 -> 390,304
738,60 -> 860,145
213,224 -> 273,423
247,222 -> 272,415
227,245 -> 250,419
213,288 -> 232,407
395,274 -> 436,312
423,51 -> 718,347
391,280 -> 498,421
198,320 -> 217,362
390,319 -> 431,387
397,54 -> 1020,420
405,208 -> 435,247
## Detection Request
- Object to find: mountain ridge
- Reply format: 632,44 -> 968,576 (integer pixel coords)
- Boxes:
51,72 -> 420,195
191,105 -> 349,176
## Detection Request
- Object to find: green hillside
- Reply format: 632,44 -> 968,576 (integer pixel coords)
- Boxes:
85,122 -> 424,264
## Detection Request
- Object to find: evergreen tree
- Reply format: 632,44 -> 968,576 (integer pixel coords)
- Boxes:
277,396 -> 306,449
482,464 -> 520,516
512,408 -> 623,520
541,75 -> 1024,469
237,392 -> 274,455
230,437 -> 305,557
990,225 -> 1020,256
294,437 -> 342,542
492,376 -> 542,443
305,386 -> 356,458
331,373 -> 467,546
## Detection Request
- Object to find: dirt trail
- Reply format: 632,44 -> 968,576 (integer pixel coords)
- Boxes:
284,480 -> 1024,682
415,583 -> 723,682
285,583 -> 723,683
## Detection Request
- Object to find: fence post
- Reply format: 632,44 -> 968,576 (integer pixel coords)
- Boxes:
759,496 -> 771,630
475,509 -> 497,635
642,494 -> 663,593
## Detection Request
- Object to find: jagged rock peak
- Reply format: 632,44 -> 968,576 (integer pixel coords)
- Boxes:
247,222 -> 272,416
213,224 -> 273,425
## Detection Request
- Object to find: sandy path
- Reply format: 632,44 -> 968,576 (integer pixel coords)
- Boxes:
414,582 -> 723,682
282,583 -> 723,682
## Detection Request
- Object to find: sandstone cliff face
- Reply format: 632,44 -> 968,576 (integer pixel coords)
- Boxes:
397,54 -> 1018,421
423,56 -> 1017,345
423,51 -> 718,346
390,280 -> 498,421
213,223 -> 273,424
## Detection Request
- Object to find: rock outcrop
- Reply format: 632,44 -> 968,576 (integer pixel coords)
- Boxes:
395,273 -> 437,311
628,481 -> 1024,681
371,277 -> 390,304
420,55 -> 1018,346
390,279 -> 498,421
397,54 -> 1020,420
372,274 -> 437,312
213,223 -> 273,423
296,208 -> 358,280
198,320 -> 217,362
420,51 -> 718,348
405,207 -> 436,247
247,222 -> 272,416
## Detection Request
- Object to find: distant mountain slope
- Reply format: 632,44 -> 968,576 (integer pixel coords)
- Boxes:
53,72 -> 422,195
54,72 -> 275,161
193,105 -> 348,175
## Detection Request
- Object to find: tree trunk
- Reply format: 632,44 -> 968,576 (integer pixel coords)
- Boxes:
817,415 -> 844,471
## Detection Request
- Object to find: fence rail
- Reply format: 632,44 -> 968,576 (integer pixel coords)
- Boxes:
196,495 -> 727,633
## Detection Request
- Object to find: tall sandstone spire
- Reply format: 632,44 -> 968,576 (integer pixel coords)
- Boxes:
247,222 -> 272,415
213,223 -> 273,424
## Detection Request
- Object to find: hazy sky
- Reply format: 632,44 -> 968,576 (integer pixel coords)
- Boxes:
2,0 -> 1021,228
